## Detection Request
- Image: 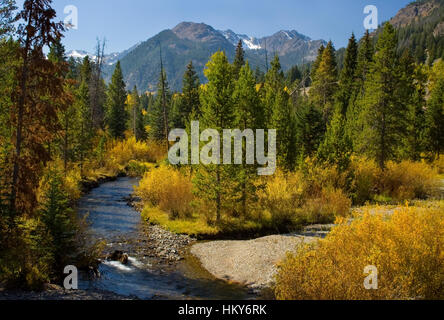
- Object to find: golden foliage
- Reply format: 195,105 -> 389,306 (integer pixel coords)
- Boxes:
378,161 -> 439,201
275,205 -> 444,300
135,165 -> 194,219
105,137 -> 165,172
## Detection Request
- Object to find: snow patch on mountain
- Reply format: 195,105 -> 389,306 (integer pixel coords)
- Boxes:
219,29 -> 262,50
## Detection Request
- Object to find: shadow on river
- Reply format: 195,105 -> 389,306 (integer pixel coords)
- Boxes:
77,177 -> 255,300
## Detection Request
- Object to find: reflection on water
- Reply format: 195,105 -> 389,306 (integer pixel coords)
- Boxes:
77,177 -> 252,300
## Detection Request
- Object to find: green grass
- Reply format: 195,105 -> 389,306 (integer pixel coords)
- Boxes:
141,207 -> 219,237
140,206 -> 297,239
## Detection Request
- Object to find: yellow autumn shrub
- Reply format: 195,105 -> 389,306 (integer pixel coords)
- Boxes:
303,188 -> 351,223
135,165 -> 193,219
379,161 -> 439,201
257,170 -> 307,225
105,137 -> 165,172
275,205 -> 444,300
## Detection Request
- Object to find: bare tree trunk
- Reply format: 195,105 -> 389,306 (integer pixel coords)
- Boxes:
216,166 -> 221,223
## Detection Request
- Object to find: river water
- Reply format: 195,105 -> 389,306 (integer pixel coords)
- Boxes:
77,177 -> 252,300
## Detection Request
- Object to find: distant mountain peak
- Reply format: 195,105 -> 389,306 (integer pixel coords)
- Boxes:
172,22 -> 226,43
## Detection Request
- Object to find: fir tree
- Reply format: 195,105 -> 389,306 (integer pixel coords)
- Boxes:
106,61 -> 128,139
336,33 -> 358,116
194,51 -> 235,222
359,23 -> 406,169
76,79 -> 93,176
149,68 -> 171,142
182,61 -> 200,122
232,61 -> 264,216
318,106 -> 352,170
346,30 -> 373,150
233,40 -> 245,79
310,41 -> 338,123
425,75 -> 444,159
294,100 -> 325,162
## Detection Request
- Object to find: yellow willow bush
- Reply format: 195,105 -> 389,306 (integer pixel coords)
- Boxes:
135,165 -> 193,219
431,157 -> 444,175
379,161 -> 439,201
105,137 -> 165,172
303,188 -> 351,223
275,205 -> 444,300
349,157 -> 380,205
258,170 -> 351,225
258,170 -> 307,225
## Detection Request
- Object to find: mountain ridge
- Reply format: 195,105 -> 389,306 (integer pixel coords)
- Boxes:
68,22 -> 326,91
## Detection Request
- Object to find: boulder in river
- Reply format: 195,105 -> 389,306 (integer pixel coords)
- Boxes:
107,250 -> 129,264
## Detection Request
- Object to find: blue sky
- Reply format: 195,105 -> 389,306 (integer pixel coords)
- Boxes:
17,0 -> 412,53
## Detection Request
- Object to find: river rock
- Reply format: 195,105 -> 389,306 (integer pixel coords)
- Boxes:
107,250 -> 129,264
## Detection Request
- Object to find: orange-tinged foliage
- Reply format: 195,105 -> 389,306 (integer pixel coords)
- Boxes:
275,205 -> 444,300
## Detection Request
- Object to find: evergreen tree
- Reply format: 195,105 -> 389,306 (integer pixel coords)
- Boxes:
358,23 -> 406,169
310,44 -> 325,80
149,68 -> 171,142
0,0 -> 16,37
194,51 -> 235,222
310,41 -> 338,122
263,55 -> 285,125
286,65 -> 302,85
317,106 -> 352,170
76,79 -> 93,176
39,167 -> 77,274
232,61 -> 264,216
106,61 -> 128,139
336,33 -> 358,116
399,50 -> 426,161
425,75 -> 444,159
346,30 -> 374,150
10,0 -> 66,214
294,100 -> 325,162
182,61 -> 200,122
80,55 -> 92,84
47,39 -> 66,64
233,40 -> 245,79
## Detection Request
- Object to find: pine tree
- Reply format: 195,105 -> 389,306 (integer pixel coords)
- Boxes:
359,23 -> 406,169
106,61 -> 128,139
194,51 -> 235,222
80,55 -> 92,83
425,75 -> 444,159
10,0 -> 67,214
39,166 -> 77,273
310,44 -> 325,81
346,30 -> 374,151
149,68 -> 171,142
182,61 -> 200,122
310,41 -> 338,123
47,39 -> 66,64
399,50 -> 426,161
317,106 -> 352,170
232,61 -> 264,216
336,33 -> 358,116
294,100 -> 325,162
0,0 -> 16,37
263,55 -> 285,125
233,40 -> 245,79
76,79 -> 93,176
